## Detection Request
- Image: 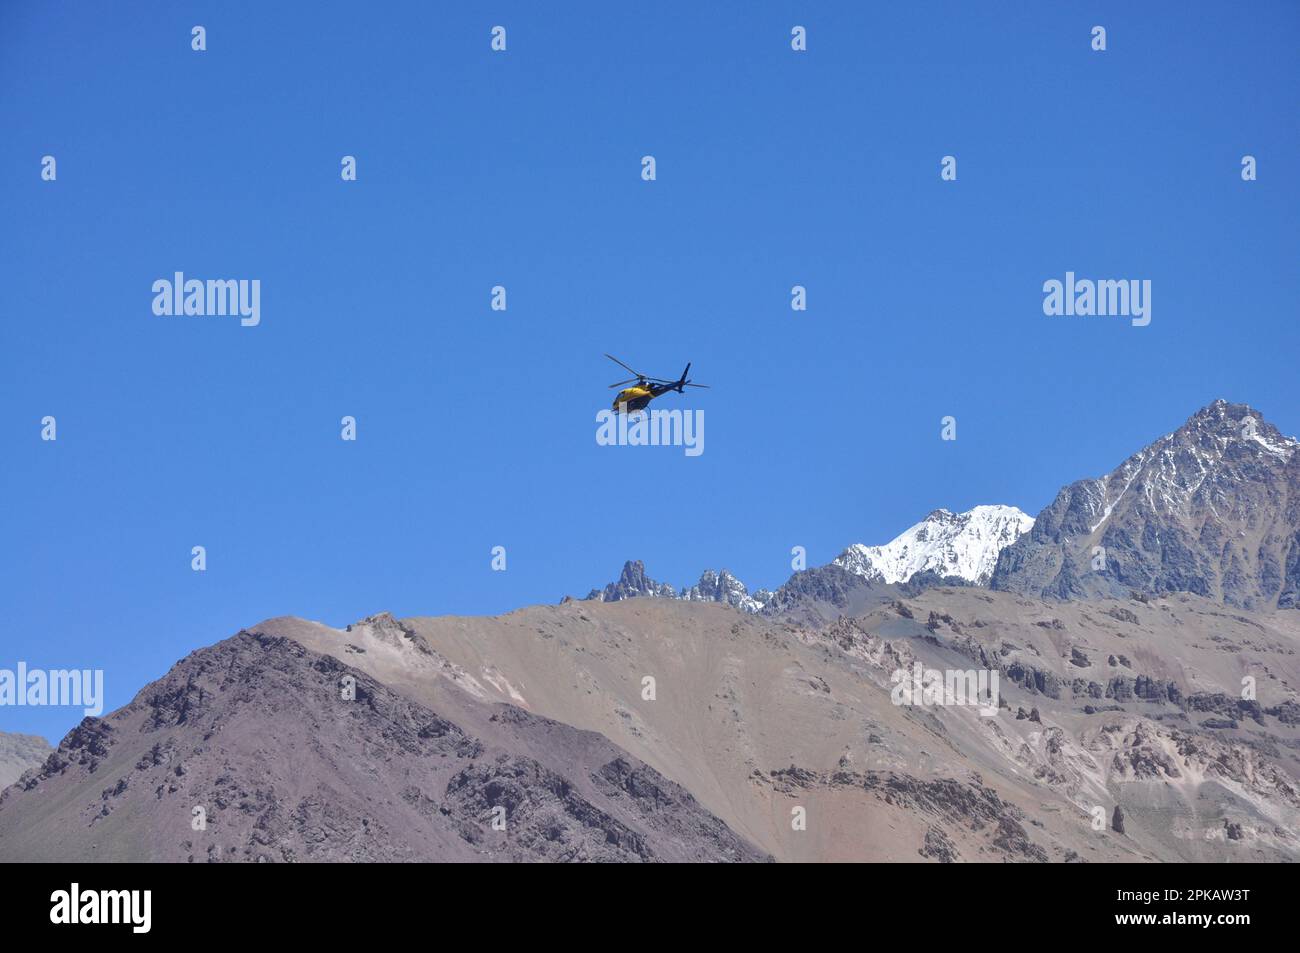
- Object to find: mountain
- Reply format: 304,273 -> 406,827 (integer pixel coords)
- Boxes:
7,400 -> 1299,862
4,583 -> 1299,862
0,732 -> 52,790
585,560 -> 771,613
581,505 -> 1032,622
585,504 -> 1034,616
834,505 -> 1034,586
991,400 -> 1300,610
0,626 -> 767,862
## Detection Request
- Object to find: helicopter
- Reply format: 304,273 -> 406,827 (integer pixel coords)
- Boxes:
605,354 -> 710,414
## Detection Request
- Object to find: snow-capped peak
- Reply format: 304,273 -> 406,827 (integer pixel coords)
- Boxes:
833,505 -> 1034,586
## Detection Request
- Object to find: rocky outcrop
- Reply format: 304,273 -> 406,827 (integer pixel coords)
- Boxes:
586,560 -> 678,602
681,569 -> 769,613
585,561 -> 770,613
919,825 -> 959,862
763,766 -> 1049,862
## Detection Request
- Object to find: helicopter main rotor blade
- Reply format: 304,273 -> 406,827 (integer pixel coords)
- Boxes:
604,354 -> 708,390
604,354 -> 645,378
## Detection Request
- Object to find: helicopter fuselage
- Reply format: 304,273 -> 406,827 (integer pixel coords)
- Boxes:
611,382 -> 675,413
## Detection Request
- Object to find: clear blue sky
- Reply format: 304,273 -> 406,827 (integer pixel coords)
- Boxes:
3,1 -> 1297,742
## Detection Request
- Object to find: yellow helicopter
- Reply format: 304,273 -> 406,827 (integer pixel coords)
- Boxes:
606,354 -> 710,413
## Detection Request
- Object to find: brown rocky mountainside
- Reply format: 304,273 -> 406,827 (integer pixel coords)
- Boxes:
320,596 -> 1294,862
0,630 -> 767,862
